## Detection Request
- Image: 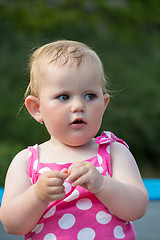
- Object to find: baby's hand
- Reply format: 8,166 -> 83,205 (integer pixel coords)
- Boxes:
35,170 -> 68,203
66,162 -> 104,194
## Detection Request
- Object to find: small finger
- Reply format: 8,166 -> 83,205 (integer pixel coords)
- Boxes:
61,168 -> 68,174
49,185 -> 65,195
49,170 -> 68,180
49,192 -> 66,201
48,177 -> 64,187
66,167 -> 88,183
71,174 -> 88,187
67,162 -> 82,175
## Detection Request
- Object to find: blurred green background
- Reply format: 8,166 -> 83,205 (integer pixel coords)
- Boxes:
0,0 -> 160,186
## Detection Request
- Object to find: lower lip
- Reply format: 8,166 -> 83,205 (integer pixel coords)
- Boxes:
70,123 -> 86,129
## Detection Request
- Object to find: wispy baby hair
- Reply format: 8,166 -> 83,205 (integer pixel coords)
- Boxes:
25,40 -> 108,98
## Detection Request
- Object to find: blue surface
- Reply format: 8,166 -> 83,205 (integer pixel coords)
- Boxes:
0,179 -> 160,204
0,187 -> 3,204
143,179 -> 160,200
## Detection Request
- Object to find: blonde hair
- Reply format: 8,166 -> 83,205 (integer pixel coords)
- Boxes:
25,40 -> 108,98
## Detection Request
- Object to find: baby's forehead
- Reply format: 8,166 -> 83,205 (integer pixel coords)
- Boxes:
32,46 -> 105,94
38,57 -> 103,85
42,49 -> 99,67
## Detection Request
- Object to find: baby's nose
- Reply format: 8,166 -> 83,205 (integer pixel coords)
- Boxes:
71,99 -> 85,113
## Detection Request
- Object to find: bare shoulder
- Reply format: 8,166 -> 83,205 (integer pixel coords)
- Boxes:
110,140 -> 130,154
8,148 -> 29,171
110,141 -> 135,164
2,148 -> 31,202
110,141 -> 143,184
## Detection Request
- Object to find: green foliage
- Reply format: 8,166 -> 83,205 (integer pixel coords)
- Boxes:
0,0 -> 160,186
0,142 -> 24,186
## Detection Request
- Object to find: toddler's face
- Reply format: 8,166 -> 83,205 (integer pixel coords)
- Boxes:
38,60 -> 109,146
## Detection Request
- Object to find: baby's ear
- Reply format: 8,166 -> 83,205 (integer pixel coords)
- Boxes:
25,96 -> 42,123
103,93 -> 110,111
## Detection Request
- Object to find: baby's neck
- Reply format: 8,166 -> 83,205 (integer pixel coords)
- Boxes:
39,138 -> 98,164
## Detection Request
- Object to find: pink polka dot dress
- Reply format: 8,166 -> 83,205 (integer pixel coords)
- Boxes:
25,131 -> 136,240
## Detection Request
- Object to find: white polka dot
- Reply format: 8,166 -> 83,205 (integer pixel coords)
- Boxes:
32,223 -> 44,234
77,228 -> 95,240
97,153 -> 103,165
33,159 -> 38,171
30,177 -> 33,184
63,182 -> 72,194
106,145 -> 110,153
39,167 -> 51,173
44,233 -> 57,240
104,131 -> 111,138
58,214 -> 75,229
64,189 -> 79,202
43,206 -> 56,218
57,162 -> 67,165
96,166 -> 103,173
105,171 -> 109,176
28,150 -> 32,158
114,226 -> 125,239
96,211 -> 112,224
99,137 -> 108,143
76,198 -> 92,210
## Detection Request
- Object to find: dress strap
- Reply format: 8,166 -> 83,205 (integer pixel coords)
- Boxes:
95,131 -> 129,177
96,131 -> 129,148
27,144 -> 39,184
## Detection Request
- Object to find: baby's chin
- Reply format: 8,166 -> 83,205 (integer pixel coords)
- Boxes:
63,138 -> 96,148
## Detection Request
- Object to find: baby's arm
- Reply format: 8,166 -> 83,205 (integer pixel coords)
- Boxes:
67,142 -> 149,221
96,142 -> 149,221
0,150 -> 67,235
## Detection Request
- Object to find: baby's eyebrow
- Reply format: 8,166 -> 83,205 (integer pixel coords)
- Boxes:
84,89 -> 100,94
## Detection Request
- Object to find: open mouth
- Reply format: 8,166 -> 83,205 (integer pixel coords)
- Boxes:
70,118 -> 86,125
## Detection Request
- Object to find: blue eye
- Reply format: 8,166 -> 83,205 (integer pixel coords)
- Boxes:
57,94 -> 70,101
85,93 -> 97,100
